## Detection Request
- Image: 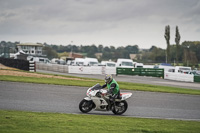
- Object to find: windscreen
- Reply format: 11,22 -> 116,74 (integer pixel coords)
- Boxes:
121,61 -> 133,66
91,83 -> 102,90
89,62 -> 98,66
180,68 -> 190,71
77,62 -> 84,65
107,63 -> 115,67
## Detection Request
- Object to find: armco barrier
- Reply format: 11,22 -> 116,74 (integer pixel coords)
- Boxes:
105,67 -> 116,75
164,72 -> 194,82
36,62 -> 68,73
68,66 -> 116,75
116,68 -> 164,78
36,63 -> 116,75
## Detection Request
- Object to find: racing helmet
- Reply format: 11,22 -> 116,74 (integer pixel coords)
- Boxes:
105,74 -> 113,84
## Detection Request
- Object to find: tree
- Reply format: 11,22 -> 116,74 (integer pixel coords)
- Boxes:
175,26 -> 181,65
98,45 -> 104,52
125,45 -> 139,54
102,46 -> 111,60
148,46 -> 166,63
87,45 -> 98,57
43,46 -> 58,59
169,45 -> 177,65
182,41 -> 199,67
164,25 -> 170,63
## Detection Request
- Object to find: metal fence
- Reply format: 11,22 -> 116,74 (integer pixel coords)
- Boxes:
116,68 -> 164,78
36,63 -> 68,73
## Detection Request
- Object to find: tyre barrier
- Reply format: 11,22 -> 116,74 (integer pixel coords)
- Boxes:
0,58 -> 29,71
29,61 -> 36,72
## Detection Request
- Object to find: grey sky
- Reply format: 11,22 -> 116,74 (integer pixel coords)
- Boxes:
0,0 -> 199,49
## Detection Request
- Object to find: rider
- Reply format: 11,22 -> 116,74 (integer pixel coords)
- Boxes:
102,74 -> 120,101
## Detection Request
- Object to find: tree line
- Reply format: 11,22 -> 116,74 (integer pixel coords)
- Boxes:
1,40 -> 200,67
139,41 -> 200,67
43,41 -> 200,67
45,43 -> 139,61
164,25 -> 200,67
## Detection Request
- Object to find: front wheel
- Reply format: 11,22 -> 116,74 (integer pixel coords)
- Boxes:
79,99 -> 93,113
112,100 -> 128,115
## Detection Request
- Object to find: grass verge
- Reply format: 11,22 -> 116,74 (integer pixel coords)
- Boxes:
0,75 -> 200,95
0,110 -> 200,133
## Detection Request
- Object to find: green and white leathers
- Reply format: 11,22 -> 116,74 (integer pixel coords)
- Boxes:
107,79 -> 119,94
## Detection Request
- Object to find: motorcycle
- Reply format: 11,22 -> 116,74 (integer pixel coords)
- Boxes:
79,83 -> 132,115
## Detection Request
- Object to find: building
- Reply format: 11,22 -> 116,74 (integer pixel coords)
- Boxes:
16,43 -> 43,56
130,54 -> 142,61
68,52 -> 84,58
95,53 -> 103,59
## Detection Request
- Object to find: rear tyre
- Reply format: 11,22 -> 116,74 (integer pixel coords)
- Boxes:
112,100 -> 128,115
79,99 -> 93,113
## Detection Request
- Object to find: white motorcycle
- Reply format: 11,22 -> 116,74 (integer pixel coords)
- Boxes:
79,83 -> 132,115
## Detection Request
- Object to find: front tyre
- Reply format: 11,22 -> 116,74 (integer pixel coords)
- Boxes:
112,100 -> 128,115
79,99 -> 93,113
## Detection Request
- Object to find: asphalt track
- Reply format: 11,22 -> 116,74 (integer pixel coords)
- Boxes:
0,81 -> 200,121
37,70 -> 200,90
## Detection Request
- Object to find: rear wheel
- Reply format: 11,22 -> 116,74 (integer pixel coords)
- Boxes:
79,99 -> 93,113
112,100 -> 128,115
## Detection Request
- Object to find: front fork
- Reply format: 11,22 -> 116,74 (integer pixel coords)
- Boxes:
83,97 -> 95,108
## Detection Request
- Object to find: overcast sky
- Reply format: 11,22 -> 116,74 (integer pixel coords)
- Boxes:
0,0 -> 200,49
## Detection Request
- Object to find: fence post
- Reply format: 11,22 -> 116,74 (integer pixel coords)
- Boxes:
102,66 -> 105,74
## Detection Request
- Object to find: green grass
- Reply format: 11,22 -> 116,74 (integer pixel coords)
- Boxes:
0,75 -> 100,87
0,110 -> 200,133
0,75 -> 200,95
118,81 -> 200,95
